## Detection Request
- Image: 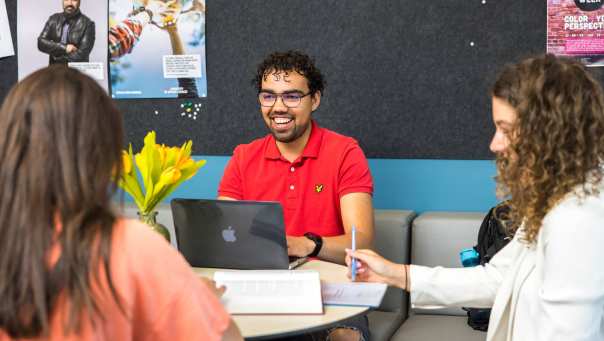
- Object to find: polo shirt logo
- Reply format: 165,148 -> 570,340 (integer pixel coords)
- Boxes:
314,184 -> 324,193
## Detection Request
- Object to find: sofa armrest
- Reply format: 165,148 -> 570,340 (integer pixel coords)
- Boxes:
411,211 -> 485,316
368,209 -> 415,341
373,209 -> 415,313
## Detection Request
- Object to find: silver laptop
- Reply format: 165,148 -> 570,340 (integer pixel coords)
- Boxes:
171,199 -> 306,270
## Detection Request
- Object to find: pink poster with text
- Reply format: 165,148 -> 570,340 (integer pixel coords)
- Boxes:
547,0 -> 604,66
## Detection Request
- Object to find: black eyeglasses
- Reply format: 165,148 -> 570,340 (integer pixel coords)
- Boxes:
258,91 -> 312,108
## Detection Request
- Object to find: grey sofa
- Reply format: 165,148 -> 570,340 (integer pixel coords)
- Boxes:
390,212 -> 487,341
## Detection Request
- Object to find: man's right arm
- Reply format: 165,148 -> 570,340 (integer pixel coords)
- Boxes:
217,196 -> 236,201
38,17 -> 66,57
217,146 -> 244,200
67,21 -> 95,62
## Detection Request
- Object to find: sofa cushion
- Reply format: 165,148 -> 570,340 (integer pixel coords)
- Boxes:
391,314 -> 486,341
367,310 -> 405,341
411,212 -> 484,316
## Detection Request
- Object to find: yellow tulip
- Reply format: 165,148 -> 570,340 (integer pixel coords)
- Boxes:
122,150 -> 133,175
168,146 -> 181,167
158,145 -> 168,168
180,158 -> 195,169
173,141 -> 191,167
118,131 -> 206,214
181,159 -> 206,180
160,166 -> 181,185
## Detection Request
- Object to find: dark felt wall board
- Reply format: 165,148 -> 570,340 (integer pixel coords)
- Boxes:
0,1 -> 564,159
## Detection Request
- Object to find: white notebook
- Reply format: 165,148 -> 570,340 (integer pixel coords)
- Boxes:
214,270 -> 323,315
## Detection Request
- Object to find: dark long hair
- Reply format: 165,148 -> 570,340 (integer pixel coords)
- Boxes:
0,66 -> 124,337
492,54 -> 604,243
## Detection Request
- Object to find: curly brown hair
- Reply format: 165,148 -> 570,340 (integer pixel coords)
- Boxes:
492,54 -> 604,244
253,50 -> 325,95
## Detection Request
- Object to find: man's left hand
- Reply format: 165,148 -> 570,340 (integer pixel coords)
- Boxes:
65,44 -> 78,54
287,236 -> 315,257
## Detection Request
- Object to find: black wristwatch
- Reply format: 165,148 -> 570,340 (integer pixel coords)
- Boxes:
304,232 -> 323,257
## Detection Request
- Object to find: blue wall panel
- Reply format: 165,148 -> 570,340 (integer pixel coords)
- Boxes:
123,156 -> 499,214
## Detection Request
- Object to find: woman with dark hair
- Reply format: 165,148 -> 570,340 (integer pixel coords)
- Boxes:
0,66 -> 242,340
346,54 -> 604,341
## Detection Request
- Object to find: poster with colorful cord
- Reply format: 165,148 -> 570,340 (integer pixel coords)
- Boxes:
547,0 -> 604,66
109,0 -> 207,98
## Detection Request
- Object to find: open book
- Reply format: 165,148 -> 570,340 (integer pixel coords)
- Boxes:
214,270 -> 323,315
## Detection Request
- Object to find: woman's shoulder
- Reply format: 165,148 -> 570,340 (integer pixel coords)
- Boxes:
107,220 -> 231,339
541,182 -> 604,244
549,181 -> 604,218
113,218 -> 169,250
111,218 -> 192,277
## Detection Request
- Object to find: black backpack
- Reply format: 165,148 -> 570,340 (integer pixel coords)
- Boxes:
463,202 -> 514,331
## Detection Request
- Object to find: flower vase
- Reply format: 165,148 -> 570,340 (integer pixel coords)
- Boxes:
138,211 -> 171,242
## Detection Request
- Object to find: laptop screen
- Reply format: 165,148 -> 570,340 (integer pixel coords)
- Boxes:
171,199 -> 290,269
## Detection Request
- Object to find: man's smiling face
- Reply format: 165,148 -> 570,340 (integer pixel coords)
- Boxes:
259,70 -> 320,143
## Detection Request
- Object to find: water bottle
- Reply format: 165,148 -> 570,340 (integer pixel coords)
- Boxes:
459,248 -> 480,267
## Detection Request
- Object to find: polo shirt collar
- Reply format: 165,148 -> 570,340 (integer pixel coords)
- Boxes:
264,120 -> 324,160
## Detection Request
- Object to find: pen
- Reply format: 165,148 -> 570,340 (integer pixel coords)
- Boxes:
351,225 -> 357,281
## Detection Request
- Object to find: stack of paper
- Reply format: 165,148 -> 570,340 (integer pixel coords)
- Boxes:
214,270 -> 323,315
321,282 -> 388,307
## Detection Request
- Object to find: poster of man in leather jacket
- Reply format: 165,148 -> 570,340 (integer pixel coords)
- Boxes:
17,0 -> 108,90
38,0 -> 95,64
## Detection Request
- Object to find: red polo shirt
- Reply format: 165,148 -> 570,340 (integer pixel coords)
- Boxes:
218,121 -> 373,237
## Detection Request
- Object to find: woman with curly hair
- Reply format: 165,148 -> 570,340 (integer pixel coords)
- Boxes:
0,66 -> 242,340
346,54 -> 604,341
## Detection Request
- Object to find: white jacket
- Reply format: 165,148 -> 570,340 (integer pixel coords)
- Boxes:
410,184 -> 604,341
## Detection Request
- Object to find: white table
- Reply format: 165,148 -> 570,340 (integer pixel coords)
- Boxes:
192,260 -> 369,340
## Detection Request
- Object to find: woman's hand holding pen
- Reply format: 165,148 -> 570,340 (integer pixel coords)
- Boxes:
345,249 -> 408,290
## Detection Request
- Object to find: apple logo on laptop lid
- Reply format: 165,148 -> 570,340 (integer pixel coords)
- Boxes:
222,226 -> 237,242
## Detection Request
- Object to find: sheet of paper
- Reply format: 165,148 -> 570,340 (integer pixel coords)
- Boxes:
322,282 -> 388,307
214,270 -> 323,315
0,0 -> 14,58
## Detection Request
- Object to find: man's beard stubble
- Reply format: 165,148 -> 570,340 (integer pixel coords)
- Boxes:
63,6 -> 79,18
267,116 -> 310,144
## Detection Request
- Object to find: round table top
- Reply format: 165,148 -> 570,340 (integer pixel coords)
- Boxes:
192,260 -> 369,340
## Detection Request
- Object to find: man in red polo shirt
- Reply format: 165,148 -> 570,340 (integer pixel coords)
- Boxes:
218,50 -> 374,264
218,51 -> 374,340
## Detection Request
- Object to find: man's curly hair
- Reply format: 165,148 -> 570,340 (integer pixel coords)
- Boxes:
253,50 -> 325,95
493,54 -> 604,244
